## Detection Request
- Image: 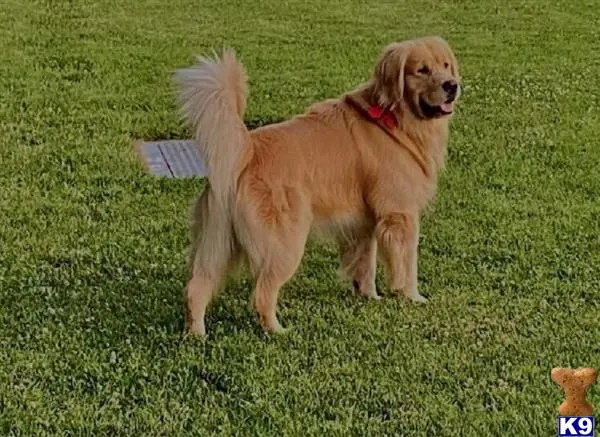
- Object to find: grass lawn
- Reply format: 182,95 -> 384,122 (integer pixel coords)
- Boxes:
2,0 -> 600,435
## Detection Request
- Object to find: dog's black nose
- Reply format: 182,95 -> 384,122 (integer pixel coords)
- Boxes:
442,80 -> 458,96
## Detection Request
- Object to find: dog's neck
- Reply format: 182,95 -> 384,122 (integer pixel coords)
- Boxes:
345,84 -> 450,178
396,100 -> 450,176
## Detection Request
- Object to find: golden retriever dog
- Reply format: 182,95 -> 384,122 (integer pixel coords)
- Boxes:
174,36 -> 461,335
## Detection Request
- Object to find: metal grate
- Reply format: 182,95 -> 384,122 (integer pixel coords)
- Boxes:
134,140 -> 207,178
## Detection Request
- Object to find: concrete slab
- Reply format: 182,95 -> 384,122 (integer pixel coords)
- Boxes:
134,139 -> 207,178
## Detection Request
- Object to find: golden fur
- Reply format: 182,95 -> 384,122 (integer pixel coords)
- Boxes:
174,36 -> 461,335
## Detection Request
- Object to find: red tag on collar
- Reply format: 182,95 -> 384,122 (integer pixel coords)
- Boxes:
367,106 -> 383,119
367,105 -> 397,129
382,112 -> 396,129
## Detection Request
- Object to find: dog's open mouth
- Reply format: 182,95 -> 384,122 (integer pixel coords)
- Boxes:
419,99 -> 454,118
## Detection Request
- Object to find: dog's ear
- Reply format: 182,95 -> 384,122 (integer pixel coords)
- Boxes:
372,42 -> 411,109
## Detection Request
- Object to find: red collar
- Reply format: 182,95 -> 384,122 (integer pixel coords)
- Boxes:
343,93 -> 398,132
366,105 -> 398,130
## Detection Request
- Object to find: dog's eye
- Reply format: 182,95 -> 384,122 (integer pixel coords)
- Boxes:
417,65 -> 430,74
444,62 -> 450,68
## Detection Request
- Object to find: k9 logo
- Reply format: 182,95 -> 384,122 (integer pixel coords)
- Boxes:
558,416 -> 595,437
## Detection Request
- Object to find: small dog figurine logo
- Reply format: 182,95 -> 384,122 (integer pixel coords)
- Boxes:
551,367 -> 598,416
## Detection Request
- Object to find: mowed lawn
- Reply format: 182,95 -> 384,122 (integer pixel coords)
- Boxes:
1,0 -> 600,435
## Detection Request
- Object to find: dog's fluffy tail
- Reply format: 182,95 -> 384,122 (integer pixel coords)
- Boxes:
173,49 -> 249,206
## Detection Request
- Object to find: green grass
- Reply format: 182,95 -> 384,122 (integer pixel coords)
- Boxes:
2,0 -> 600,435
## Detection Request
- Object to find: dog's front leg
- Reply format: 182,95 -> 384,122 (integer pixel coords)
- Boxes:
376,213 -> 427,302
401,214 -> 427,302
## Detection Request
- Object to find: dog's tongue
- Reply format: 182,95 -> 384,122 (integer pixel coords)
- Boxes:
440,102 -> 453,113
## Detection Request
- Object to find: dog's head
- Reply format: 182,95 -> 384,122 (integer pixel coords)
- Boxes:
372,36 -> 460,119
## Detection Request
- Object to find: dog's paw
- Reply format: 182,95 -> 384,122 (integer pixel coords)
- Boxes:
404,292 -> 428,303
353,280 -> 380,299
265,324 -> 290,336
186,322 -> 207,337
359,289 -> 381,300
273,326 -> 291,335
260,316 -> 288,335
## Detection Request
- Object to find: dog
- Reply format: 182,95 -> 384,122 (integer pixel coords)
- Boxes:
174,35 -> 461,335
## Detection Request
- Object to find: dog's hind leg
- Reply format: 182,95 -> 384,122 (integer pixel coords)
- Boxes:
339,235 -> 379,299
248,223 -> 309,333
237,199 -> 310,333
251,268 -> 292,333
185,189 -> 235,336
